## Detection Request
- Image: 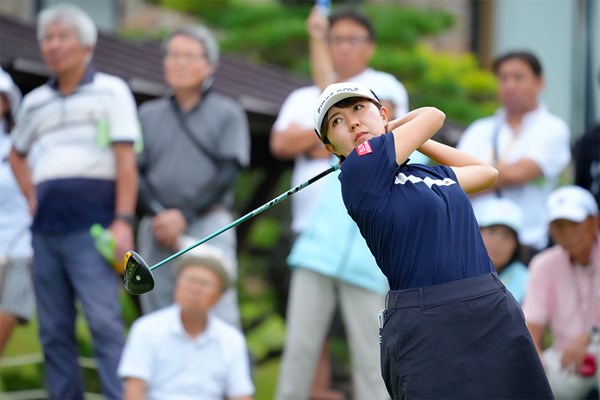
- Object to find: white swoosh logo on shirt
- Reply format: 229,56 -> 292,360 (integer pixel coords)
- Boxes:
395,173 -> 456,189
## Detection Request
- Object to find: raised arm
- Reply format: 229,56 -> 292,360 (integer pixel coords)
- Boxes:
390,107 -> 446,166
418,140 -> 498,194
307,6 -> 335,90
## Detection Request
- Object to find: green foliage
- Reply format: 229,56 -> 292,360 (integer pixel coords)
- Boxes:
151,0 -> 498,125
384,46 -> 498,124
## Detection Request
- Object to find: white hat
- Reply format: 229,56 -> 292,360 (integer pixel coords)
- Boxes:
314,82 -> 380,139
174,242 -> 233,290
547,185 -> 599,223
473,197 -> 523,235
0,67 -> 21,119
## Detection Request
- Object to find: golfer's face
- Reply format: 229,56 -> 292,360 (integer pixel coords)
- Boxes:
325,100 -> 387,158
175,266 -> 223,313
163,34 -> 214,92
40,21 -> 91,76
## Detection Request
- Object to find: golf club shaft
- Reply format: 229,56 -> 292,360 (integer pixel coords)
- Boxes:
150,164 -> 340,271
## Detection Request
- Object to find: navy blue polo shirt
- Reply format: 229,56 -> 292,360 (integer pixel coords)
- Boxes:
339,133 -> 493,290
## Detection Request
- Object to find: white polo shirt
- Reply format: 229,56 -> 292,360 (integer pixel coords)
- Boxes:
11,69 -> 140,233
118,304 -> 254,400
12,70 -> 139,184
457,105 -> 571,249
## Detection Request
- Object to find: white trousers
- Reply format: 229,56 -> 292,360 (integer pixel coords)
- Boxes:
276,268 -> 389,400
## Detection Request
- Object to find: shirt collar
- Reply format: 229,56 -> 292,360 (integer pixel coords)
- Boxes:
496,103 -> 547,126
48,65 -> 96,91
170,303 -> 217,344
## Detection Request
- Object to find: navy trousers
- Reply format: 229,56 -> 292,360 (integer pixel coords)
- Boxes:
380,273 -> 554,399
33,231 -> 124,400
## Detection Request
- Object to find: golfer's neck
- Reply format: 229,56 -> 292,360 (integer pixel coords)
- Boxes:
174,89 -> 202,112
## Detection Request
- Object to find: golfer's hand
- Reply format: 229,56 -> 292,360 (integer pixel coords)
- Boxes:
560,332 -> 591,372
153,209 -> 187,251
110,219 -> 134,266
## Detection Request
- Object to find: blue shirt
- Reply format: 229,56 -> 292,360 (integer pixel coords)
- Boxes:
339,133 -> 493,290
498,261 -> 528,304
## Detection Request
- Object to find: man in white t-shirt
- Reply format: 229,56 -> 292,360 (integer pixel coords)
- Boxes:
118,245 -> 254,400
457,51 -> 571,259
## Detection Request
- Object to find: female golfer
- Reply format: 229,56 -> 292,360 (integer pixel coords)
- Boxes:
314,82 -> 553,399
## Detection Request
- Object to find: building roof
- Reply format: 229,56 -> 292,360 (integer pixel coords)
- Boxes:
0,14 -> 310,118
0,14 -> 310,243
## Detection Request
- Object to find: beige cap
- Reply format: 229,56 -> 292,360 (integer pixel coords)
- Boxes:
174,243 -> 233,291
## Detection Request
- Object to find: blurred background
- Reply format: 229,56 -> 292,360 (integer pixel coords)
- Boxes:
0,0 -> 598,398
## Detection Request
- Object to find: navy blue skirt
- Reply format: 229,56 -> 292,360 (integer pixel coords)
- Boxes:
380,273 -> 553,399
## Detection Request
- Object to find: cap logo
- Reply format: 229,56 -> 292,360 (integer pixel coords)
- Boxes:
317,86 -> 362,114
356,141 -> 372,156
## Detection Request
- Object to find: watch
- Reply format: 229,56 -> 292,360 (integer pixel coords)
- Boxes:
116,213 -> 135,226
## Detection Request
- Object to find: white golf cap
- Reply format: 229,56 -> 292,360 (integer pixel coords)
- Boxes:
547,185 -> 598,223
314,82 -> 380,139
473,197 -> 523,235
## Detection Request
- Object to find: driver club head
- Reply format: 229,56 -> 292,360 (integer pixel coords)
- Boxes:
123,251 -> 155,295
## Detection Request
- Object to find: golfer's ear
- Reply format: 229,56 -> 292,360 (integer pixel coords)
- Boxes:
379,106 -> 389,124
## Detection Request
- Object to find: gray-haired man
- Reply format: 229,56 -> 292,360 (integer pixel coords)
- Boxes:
136,26 -> 250,326
9,3 -> 139,399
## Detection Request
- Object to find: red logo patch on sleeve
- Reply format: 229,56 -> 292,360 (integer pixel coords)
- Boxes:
356,141 -> 373,156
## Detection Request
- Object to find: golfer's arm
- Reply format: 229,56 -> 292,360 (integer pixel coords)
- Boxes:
419,140 -> 498,194
391,107 -> 445,165
230,396 -> 253,400
123,377 -> 147,400
113,143 -> 138,217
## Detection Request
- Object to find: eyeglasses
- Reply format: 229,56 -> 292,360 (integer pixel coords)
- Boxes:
180,276 -> 221,291
164,52 -> 206,63
328,36 -> 371,47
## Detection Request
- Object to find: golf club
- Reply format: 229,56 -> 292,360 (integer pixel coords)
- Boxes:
123,163 -> 340,295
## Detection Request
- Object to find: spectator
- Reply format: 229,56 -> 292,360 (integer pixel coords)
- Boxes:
270,8 -> 407,397
473,197 -> 528,303
457,51 -> 571,262
523,185 -> 599,399
8,4 -> 138,398
136,26 -> 250,326
0,67 -> 34,357
574,70 -> 600,208
118,245 -> 254,400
